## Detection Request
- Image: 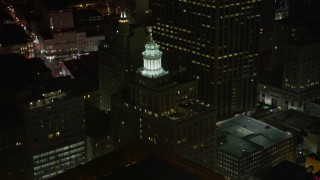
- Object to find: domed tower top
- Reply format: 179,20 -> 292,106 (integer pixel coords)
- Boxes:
139,27 -> 168,78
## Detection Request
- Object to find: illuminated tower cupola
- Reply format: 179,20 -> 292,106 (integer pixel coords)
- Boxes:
139,31 -> 168,78
118,11 -> 129,36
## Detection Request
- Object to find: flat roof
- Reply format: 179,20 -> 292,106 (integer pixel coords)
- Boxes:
217,115 -> 292,157
165,101 -> 214,123
104,156 -> 203,180
261,110 -> 320,133
253,160 -> 309,180
54,142 -> 225,180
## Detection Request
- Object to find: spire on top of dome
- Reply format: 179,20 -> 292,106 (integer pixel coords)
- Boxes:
146,26 -> 154,42
138,26 -> 168,78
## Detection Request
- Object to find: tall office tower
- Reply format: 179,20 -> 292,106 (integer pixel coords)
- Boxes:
25,90 -> 88,179
123,0 -> 150,24
151,0 -> 261,119
112,32 -> 217,170
99,12 -> 145,111
258,17 -> 320,111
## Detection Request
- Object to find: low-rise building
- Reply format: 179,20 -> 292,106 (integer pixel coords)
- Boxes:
261,110 -> 320,155
216,115 -> 295,180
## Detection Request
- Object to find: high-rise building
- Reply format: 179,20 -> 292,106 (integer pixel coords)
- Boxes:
111,32 -> 217,170
258,17 -> 320,111
0,54 -> 89,179
151,0 -> 261,119
99,12 -> 145,111
216,115 -> 295,180
25,90 -> 88,179
123,0 -> 150,24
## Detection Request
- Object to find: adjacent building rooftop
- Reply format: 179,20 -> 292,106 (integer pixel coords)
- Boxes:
53,142 -> 225,180
261,109 -> 320,135
217,115 -> 292,157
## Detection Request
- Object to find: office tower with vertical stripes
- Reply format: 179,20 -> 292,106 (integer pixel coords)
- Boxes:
151,0 -> 261,119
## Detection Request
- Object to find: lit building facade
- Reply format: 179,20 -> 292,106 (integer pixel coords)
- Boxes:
151,0 -> 261,119
257,83 -> 320,111
111,32 -> 217,170
0,42 -> 35,58
216,115 -> 295,180
24,90 -> 88,179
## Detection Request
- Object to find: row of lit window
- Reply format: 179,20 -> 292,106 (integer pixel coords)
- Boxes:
178,0 -> 216,8
34,147 -> 85,170
33,141 -> 85,160
155,23 -> 190,33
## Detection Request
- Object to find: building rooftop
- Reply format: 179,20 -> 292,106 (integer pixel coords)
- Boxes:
62,53 -> 99,90
54,142 -> 224,180
0,54 -> 52,90
164,101 -> 214,124
217,115 -> 292,157
104,156 -> 203,180
253,160 -> 310,180
261,109 -> 320,134
39,30 -> 53,40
